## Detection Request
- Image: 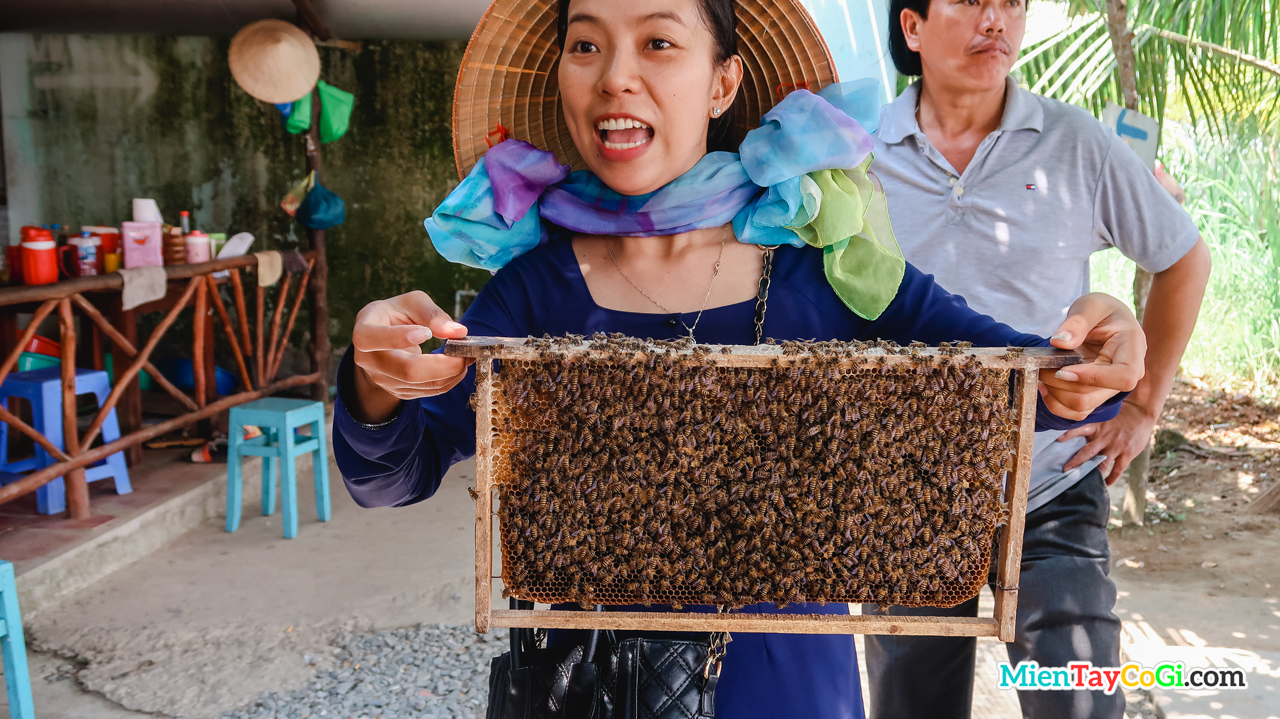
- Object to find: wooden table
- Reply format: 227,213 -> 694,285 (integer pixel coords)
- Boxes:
0,254 -> 326,517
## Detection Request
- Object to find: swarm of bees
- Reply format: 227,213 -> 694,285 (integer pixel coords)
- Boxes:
486,334 -> 1018,609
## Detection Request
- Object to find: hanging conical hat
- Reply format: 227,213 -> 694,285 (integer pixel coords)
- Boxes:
452,0 -> 837,179
229,19 -> 321,104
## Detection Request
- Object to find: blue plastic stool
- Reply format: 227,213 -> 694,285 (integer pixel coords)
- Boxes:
227,398 -> 330,539
0,368 -> 132,515
0,561 -> 34,719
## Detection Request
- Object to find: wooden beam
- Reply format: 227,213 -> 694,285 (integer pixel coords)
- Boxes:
265,275 -> 292,383
0,254 -> 317,307
58,299 -> 90,519
193,280 -> 208,407
269,260 -> 314,380
303,72 -> 332,403
0,372 -> 321,507
993,368 -> 1039,642
229,269 -> 253,363
313,38 -> 362,51
0,405 -> 71,463
256,283 -> 266,387
445,336 -> 1082,370
117,304 -> 143,466
206,277 -> 255,392
474,359 -> 495,633
291,0 -> 330,40
490,609 -> 1000,637
78,279 -> 199,451
69,294 -> 198,412
0,299 -> 58,390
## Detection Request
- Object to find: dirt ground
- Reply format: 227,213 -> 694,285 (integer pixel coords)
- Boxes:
1108,380 -> 1280,586
1106,380 -> 1280,719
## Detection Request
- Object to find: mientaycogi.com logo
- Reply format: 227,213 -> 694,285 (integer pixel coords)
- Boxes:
997,661 -> 1248,694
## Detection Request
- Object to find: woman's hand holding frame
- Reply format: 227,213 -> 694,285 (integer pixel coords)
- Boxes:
1036,292 -> 1147,421
351,291 -> 473,423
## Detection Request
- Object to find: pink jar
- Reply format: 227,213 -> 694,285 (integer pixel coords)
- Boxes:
185,231 -> 211,263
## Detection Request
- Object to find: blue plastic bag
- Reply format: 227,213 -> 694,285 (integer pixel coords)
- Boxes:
296,181 -> 345,229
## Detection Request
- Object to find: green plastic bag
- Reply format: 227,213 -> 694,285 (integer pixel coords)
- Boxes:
286,92 -> 311,134
317,80 -> 354,143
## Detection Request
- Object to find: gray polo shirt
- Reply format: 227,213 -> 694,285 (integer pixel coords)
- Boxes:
872,77 -> 1199,512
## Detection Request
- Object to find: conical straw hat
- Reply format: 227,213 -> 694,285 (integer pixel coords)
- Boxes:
452,0 -> 837,179
229,19 -> 321,104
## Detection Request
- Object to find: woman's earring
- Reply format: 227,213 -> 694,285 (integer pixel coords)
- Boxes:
711,107 -> 722,117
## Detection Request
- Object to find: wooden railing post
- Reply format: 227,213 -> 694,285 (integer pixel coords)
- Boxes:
256,283 -> 266,386
116,304 -> 143,466
59,299 -> 90,519
193,279 -> 208,409
308,237 -> 330,402
305,80 -> 331,403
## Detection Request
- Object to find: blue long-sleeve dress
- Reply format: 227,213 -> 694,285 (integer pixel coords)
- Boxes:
332,239 -> 1121,719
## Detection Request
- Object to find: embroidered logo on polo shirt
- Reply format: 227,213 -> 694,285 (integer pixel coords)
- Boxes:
1025,184 -> 1037,190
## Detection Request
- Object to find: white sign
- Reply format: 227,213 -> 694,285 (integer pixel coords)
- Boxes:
1102,102 -> 1161,170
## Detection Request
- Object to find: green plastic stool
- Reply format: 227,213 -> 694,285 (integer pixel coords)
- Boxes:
0,561 -> 34,719
226,398 -> 330,539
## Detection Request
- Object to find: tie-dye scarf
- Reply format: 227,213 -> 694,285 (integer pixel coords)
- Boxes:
424,79 -> 905,320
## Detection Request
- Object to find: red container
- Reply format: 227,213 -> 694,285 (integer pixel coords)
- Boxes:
23,335 -> 60,358
6,246 -> 22,285
21,240 -> 58,285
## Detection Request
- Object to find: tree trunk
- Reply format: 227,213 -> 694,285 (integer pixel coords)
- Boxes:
296,9 -> 332,404
1105,0 -> 1152,526
1104,0 -> 1140,110
305,86 -> 331,403
1248,480 -> 1280,515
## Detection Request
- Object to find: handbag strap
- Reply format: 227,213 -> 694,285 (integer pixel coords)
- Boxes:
754,248 -> 774,346
584,605 -> 604,661
509,598 -> 604,669
703,606 -> 733,680
510,598 -> 533,669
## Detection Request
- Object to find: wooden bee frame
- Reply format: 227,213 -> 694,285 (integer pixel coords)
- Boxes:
446,337 -> 1081,642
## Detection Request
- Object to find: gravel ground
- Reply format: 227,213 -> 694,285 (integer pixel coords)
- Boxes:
222,625 -> 508,719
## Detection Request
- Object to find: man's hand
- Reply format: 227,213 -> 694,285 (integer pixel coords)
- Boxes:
1058,402 -> 1157,485
350,291 -> 473,423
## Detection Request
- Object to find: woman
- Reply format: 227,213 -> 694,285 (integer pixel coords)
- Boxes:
336,0 -> 1146,716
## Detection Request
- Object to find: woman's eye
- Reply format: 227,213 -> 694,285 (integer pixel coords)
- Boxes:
573,40 -> 598,53
649,38 -> 672,50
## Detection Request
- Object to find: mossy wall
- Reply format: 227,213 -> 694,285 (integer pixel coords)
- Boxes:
2,34 -> 490,350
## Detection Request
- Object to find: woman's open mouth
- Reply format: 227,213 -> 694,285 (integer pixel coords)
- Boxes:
595,116 -> 654,159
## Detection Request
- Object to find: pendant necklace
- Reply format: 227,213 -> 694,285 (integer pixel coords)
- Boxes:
607,226 -> 728,338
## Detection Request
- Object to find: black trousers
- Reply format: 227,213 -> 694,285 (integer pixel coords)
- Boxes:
863,469 -> 1124,719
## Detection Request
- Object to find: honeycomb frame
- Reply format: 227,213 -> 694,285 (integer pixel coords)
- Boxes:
446,336 -> 1081,641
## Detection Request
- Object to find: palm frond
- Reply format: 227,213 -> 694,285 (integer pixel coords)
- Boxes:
1016,0 -> 1280,137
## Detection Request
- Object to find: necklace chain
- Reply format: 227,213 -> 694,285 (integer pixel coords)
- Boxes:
607,226 -> 728,338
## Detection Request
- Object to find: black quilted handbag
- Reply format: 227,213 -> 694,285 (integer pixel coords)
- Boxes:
487,601 -> 729,719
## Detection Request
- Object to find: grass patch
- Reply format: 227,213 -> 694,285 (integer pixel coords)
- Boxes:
1091,122 -> 1280,400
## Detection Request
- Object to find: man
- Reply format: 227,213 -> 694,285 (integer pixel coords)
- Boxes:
864,1 -> 1212,717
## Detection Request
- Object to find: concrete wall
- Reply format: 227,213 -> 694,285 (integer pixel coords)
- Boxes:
0,33 -> 491,348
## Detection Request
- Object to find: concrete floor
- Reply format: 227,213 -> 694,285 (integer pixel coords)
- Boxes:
20,450 -> 483,718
